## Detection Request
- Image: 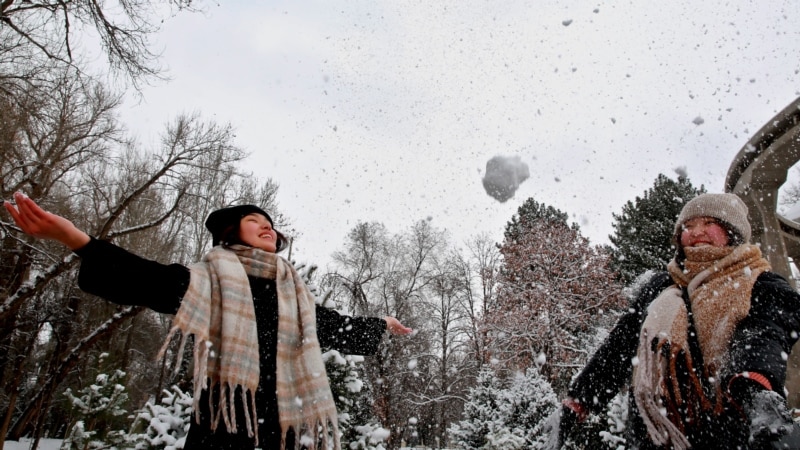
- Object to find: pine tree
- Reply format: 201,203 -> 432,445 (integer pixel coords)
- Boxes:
489,368 -> 558,449
484,198 -> 625,392
61,356 -> 130,449
607,174 -> 705,284
448,367 -> 505,449
323,350 -> 388,450
598,392 -> 629,449
504,198 -> 572,242
449,366 -> 558,450
126,385 -> 193,450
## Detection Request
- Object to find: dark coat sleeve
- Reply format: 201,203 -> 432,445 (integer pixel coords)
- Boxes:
315,305 -> 387,356
74,238 -> 190,315
728,271 -> 800,393
567,271 -> 673,412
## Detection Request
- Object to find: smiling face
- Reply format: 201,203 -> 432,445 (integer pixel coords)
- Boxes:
238,213 -> 277,252
679,216 -> 730,248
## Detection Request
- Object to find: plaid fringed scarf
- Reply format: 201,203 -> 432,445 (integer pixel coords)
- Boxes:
158,245 -> 340,449
632,244 -> 770,449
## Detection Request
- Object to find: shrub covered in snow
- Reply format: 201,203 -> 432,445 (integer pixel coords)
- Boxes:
323,349 -> 388,450
61,365 -> 130,449
598,392 -> 628,449
449,368 -> 503,449
126,385 -> 193,450
449,366 -> 558,450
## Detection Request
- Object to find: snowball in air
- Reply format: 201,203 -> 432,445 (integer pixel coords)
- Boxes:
481,155 -> 530,203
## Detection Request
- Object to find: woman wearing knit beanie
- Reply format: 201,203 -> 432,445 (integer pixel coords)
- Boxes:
556,193 -> 800,449
4,193 -> 412,450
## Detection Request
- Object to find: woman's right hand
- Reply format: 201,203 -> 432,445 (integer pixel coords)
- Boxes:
4,192 -> 90,250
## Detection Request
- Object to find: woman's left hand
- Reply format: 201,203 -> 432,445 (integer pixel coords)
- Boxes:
384,316 -> 413,335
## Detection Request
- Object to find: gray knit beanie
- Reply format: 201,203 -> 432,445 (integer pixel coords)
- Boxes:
674,193 -> 751,245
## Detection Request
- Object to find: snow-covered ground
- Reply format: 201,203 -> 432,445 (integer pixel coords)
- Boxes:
1,441 -> 444,450
4,438 -> 63,450
0,439 -> 452,450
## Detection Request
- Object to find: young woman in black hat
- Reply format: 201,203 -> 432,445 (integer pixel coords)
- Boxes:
4,192 -> 411,450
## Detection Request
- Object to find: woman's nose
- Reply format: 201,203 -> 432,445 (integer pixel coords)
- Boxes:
689,226 -> 704,236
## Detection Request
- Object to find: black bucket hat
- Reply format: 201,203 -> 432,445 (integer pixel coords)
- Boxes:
205,205 -> 286,249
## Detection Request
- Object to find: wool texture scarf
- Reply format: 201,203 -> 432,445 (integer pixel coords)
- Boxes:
632,244 -> 770,449
158,245 -> 340,449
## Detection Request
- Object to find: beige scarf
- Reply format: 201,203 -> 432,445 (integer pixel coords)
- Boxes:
632,244 -> 770,449
158,245 -> 339,449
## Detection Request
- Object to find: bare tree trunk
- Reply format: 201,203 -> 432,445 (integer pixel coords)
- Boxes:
0,352 -> 26,446
155,349 -> 169,404
120,314 -> 138,371
0,315 -> 39,446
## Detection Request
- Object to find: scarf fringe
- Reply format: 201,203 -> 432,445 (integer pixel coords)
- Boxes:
633,330 -> 692,450
215,382 -> 257,439
157,327 -> 213,428
633,291 -> 742,450
282,416 -> 341,450
156,330 -> 259,442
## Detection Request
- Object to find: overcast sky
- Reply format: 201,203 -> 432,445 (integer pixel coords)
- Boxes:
117,0 -> 800,266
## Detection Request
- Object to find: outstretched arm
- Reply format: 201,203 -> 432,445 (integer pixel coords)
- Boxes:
4,192 -> 90,250
5,192 -> 187,314
384,316 -> 413,335
567,272 -> 672,411
316,310 -> 413,355
728,272 -> 800,393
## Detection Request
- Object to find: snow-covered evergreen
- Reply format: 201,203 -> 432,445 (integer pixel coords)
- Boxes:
449,368 -> 504,449
598,392 -> 629,449
60,421 -> 94,450
126,385 -> 193,450
450,366 -> 558,450
323,349 -> 389,450
61,358 -> 130,449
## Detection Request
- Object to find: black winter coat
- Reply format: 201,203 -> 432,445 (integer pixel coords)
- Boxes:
567,270 -> 800,449
75,239 -> 387,450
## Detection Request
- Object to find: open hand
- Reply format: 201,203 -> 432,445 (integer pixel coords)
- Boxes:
4,192 -> 90,249
384,316 -> 413,335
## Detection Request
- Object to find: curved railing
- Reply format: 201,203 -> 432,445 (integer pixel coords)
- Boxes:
725,97 -> 800,280
725,96 -> 800,407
